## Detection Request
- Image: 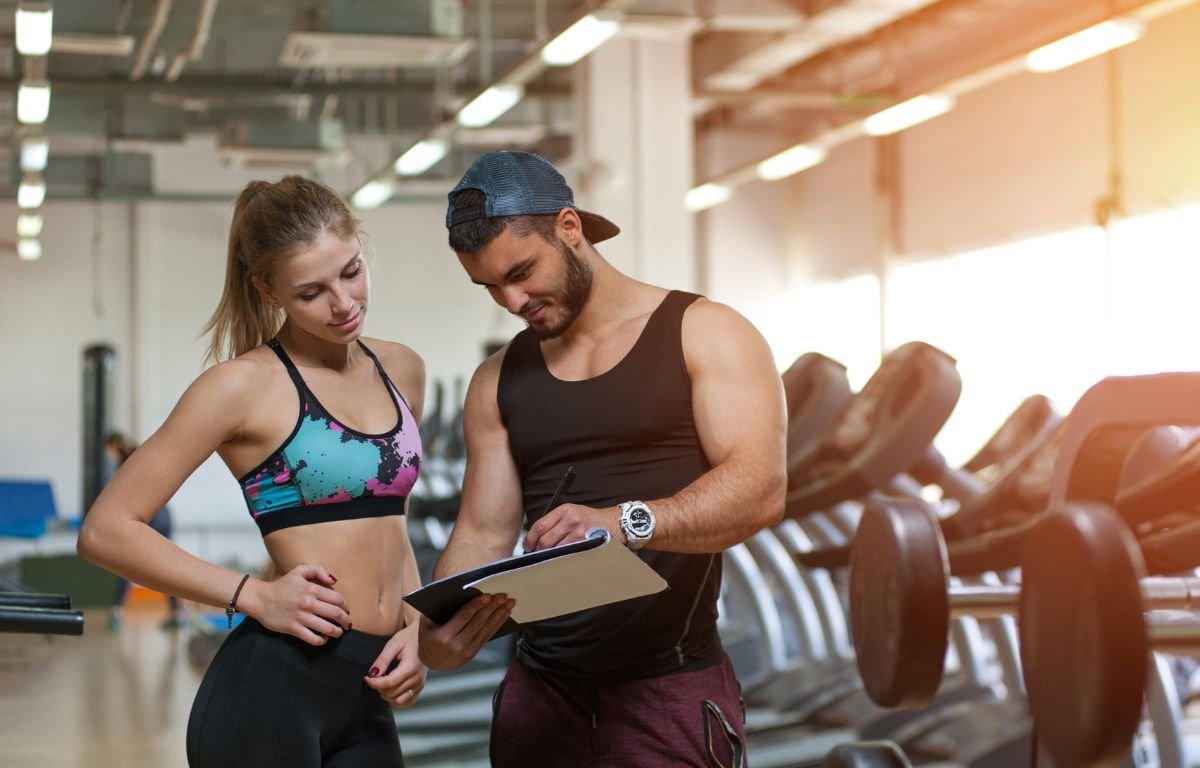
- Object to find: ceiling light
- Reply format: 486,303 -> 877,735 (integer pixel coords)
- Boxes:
456,84 -> 524,128
756,144 -> 828,181
15,3 -> 53,56
17,239 -> 43,261
393,139 -> 449,176
685,183 -> 732,213
351,179 -> 393,210
541,12 -> 622,67
863,93 -> 954,136
17,213 -> 44,238
18,176 -> 46,208
17,81 -> 52,124
20,137 -> 49,172
1026,18 -> 1146,73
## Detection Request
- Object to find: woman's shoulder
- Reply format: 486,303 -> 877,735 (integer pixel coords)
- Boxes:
190,345 -> 284,401
161,346 -> 288,438
360,337 -> 424,375
359,337 -> 425,413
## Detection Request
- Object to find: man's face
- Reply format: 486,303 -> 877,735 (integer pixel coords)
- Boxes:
458,224 -> 593,340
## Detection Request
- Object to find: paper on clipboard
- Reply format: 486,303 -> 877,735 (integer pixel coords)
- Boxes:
464,530 -> 668,624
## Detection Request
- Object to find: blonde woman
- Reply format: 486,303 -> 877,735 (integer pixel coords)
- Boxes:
79,176 -> 425,767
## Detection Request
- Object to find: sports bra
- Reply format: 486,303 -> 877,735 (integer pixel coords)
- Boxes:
238,339 -> 423,536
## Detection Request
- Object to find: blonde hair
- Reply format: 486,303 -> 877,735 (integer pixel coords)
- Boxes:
202,176 -> 362,363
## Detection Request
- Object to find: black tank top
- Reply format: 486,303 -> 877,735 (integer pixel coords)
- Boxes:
497,290 -> 724,683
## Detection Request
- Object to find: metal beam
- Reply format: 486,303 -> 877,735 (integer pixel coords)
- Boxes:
0,77 -> 572,100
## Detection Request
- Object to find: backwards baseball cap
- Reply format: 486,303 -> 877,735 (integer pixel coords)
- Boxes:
445,151 -> 620,244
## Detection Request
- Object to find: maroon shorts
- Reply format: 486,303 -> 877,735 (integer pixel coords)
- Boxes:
490,655 -> 747,768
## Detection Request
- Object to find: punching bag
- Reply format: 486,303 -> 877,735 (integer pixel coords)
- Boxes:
81,344 -> 116,516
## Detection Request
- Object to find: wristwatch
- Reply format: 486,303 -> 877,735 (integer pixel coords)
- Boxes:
618,501 -> 656,550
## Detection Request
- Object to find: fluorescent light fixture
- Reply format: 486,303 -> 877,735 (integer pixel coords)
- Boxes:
863,93 -> 954,136
685,183 -> 732,213
50,32 -> 135,56
17,81 -> 51,124
541,11 -> 622,66
393,139 -> 449,176
16,4 -> 53,56
351,179 -> 393,210
1026,18 -> 1145,73
756,144 -> 828,181
17,214 -> 44,238
18,177 -> 46,208
457,84 -> 524,128
20,137 -> 49,172
17,239 -> 43,261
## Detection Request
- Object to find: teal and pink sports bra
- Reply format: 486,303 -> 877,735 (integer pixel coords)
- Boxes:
239,339 -> 423,536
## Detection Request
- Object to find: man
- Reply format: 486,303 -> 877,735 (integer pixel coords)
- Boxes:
418,150 -> 786,767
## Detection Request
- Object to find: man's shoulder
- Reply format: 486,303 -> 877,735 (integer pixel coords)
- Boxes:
471,340 -> 514,389
680,295 -> 750,334
680,296 -> 773,372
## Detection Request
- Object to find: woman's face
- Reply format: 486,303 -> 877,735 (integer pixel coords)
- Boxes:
266,229 -> 370,343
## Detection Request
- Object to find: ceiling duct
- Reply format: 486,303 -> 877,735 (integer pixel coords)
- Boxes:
279,0 -> 472,69
42,153 -> 153,198
217,116 -> 348,169
278,31 -> 473,69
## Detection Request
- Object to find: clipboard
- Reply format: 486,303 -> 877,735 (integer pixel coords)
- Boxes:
404,528 -> 668,637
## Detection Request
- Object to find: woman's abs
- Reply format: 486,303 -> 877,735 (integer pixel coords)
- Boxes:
264,517 -> 410,635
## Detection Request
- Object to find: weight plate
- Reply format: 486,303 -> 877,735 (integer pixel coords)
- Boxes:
851,498 -> 950,708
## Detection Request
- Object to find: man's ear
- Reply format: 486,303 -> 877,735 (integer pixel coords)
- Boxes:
556,207 -> 583,247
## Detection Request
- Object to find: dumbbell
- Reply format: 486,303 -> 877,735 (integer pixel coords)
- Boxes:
0,591 -> 84,635
1019,502 -> 1200,768
848,498 -> 1200,710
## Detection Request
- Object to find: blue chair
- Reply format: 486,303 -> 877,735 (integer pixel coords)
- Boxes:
0,480 -> 58,539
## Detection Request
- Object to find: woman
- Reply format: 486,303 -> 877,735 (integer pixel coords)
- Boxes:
78,176 -> 426,767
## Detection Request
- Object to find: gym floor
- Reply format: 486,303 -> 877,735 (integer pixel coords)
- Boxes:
0,604 -> 195,768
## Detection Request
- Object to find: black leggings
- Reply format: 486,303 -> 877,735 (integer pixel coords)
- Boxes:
187,617 -> 404,767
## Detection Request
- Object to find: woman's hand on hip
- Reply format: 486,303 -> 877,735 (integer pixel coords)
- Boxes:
240,564 -> 351,646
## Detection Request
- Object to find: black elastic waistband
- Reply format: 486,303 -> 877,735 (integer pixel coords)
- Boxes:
255,495 -> 407,536
239,616 -> 391,668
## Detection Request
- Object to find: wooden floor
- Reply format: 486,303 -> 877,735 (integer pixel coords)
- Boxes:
0,603 -> 198,768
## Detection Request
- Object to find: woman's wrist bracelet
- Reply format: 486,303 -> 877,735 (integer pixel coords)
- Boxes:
226,573 -> 251,628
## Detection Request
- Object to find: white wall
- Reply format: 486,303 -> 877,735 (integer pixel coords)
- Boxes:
1,202 -> 133,520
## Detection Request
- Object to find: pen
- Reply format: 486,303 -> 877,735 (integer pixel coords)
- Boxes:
543,466 -> 576,517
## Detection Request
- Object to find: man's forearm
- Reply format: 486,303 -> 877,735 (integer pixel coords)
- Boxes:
644,457 -> 785,553
432,523 -> 520,579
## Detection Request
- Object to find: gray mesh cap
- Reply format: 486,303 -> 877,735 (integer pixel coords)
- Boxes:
445,151 -> 620,244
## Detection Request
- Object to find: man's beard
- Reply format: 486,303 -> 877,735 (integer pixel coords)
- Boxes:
527,239 -> 593,340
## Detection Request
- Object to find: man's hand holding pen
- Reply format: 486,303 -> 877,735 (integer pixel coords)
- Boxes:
522,502 -> 624,552
521,466 -> 619,553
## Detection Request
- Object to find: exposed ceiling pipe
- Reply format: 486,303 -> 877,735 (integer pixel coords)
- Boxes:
129,0 -> 172,81
699,0 -> 942,93
165,0 -> 219,82
350,0 -> 637,206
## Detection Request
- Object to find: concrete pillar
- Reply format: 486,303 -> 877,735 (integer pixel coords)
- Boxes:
573,31 -> 696,291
